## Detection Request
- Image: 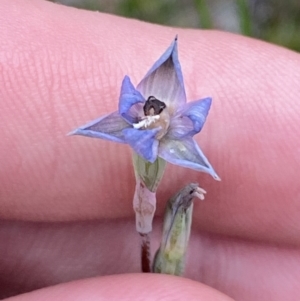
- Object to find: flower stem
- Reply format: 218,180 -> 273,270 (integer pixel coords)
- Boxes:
140,233 -> 151,273
132,153 -> 166,272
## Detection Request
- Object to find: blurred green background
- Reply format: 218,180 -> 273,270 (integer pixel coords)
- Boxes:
56,0 -> 299,52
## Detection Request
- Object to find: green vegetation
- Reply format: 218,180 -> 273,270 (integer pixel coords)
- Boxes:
63,0 -> 300,52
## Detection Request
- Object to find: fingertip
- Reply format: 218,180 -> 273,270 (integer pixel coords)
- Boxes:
7,274 -> 233,301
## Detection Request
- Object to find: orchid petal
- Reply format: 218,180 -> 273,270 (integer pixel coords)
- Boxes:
119,76 -> 145,124
158,137 -> 220,180
123,128 -> 160,163
166,115 -> 194,139
137,37 -> 186,111
167,97 -> 212,139
69,111 -> 130,143
183,97 -> 212,135
70,37 -> 219,181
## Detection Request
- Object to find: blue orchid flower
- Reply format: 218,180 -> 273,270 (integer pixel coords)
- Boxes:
70,37 -> 219,180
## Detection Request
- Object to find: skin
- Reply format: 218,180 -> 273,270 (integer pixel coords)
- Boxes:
0,0 -> 300,300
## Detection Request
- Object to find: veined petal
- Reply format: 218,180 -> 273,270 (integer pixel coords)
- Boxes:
137,37 -> 186,112
183,97 -> 212,135
168,97 -> 212,139
167,115 -> 194,139
119,76 -> 145,124
158,137 -> 220,180
69,111 -> 130,143
123,128 -> 160,163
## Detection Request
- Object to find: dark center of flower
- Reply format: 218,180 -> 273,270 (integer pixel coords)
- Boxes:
143,96 -> 166,116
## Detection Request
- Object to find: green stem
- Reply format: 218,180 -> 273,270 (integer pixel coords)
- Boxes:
194,0 -> 213,29
237,0 -> 252,36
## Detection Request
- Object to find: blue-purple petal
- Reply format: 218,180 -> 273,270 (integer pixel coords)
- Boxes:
158,137 -> 220,180
69,111 -> 130,143
137,37 -> 186,111
123,128 -> 160,163
167,97 -> 212,139
184,97 -> 212,135
119,76 -> 145,124
166,114 -> 195,139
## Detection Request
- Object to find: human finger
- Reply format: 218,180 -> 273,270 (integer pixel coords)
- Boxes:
0,0 -> 299,246
4,273 -> 233,301
1,219 -> 299,300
